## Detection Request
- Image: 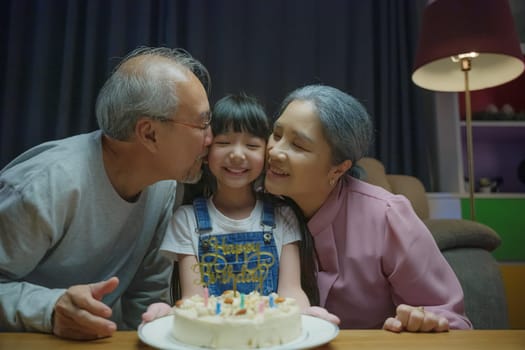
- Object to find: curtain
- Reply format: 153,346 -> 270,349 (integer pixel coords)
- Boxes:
0,0 -> 438,190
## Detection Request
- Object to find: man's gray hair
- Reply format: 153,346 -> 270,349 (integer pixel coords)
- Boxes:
95,47 -> 210,140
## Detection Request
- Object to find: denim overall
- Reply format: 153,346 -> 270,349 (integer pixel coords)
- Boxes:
194,197 -> 279,296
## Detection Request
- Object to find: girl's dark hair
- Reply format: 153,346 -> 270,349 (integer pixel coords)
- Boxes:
281,196 -> 320,306
182,93 -> 270,203
211,93 -> 271,139
256,193 -> 319,306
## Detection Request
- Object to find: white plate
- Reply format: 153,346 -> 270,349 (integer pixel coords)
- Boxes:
138,314 -> 339,350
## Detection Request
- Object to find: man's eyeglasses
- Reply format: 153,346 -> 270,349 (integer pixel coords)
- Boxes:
157,112 -> 212,130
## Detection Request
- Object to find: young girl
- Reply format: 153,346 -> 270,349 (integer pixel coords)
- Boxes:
160,93 -> 313,309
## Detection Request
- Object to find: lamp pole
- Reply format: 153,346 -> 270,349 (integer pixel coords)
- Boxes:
461,57 -> 476,221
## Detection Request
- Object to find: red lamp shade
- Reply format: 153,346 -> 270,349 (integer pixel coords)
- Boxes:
412,0 -> 524,92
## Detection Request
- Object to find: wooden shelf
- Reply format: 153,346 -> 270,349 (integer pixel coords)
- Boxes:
460,121 -> 525,142
460,121 -> 525,127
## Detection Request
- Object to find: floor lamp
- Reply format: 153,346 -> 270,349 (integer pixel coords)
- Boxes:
412,0 -> 524,220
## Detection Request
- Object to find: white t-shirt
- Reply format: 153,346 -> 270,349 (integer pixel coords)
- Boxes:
161,197 -> 301,262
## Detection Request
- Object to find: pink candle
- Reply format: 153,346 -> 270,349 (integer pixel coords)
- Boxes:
258,300 -> 265,314
203,287 -> 209,307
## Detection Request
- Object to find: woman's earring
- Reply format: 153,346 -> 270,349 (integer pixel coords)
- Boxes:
329,178 -> 335,186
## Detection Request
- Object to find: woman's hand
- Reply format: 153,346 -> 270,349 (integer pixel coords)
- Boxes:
303,306 -> 341,325
383,304 -> 449,333
141,302 -> 173,323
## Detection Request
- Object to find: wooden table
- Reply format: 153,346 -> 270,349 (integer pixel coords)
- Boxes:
1,329 -> 524,350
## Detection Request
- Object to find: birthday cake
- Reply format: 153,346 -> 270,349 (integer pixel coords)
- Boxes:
172,290 -> 302,349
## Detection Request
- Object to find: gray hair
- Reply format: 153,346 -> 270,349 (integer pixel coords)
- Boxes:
95,47 -> 211,140
279,84 -> 374,177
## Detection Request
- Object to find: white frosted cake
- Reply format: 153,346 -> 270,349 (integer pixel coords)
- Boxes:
172,291 -> 302,349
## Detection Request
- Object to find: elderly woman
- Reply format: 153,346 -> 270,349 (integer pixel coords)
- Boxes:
265,84 -> 472,332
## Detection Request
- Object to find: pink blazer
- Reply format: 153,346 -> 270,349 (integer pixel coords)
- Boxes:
308,176 -> 472,329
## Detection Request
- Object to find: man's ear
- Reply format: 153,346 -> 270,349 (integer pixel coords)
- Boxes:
135,117 -> 158,153
329,159 -> 352,182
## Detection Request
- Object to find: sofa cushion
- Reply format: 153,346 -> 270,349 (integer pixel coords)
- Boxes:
442,248 -> 509,329
356,157 -> 393,192
425,219 -> 502,252
387,174 -> 429,220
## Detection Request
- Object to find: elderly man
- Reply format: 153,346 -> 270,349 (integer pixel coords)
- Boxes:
0,47 -> 212,339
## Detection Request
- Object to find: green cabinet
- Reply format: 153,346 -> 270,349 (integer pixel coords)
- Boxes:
461,197 -> 525,261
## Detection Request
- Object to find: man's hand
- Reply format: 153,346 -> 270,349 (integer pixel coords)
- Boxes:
383,304 -> 449,333
141,302 -> 172,323
52,277 -> 119,340
303,306 -> 341,325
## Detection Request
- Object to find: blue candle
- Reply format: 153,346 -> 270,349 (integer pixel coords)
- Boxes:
269,295 -> 275,308
216,301 -> 221,315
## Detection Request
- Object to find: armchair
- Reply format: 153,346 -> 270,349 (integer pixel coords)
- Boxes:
356,157 -> 509,329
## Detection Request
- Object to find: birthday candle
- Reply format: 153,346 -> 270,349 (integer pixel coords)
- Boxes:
269,295 -> 275,308
216,301 -> 221,315
258,300 -> 265,314
203,287 -> 209,307
240,293 -> 245,309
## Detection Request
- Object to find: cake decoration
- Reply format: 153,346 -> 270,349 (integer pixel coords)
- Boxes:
172,290 -> 302,349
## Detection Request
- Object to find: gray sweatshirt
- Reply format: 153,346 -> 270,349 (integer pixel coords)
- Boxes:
0,131 -> 175,332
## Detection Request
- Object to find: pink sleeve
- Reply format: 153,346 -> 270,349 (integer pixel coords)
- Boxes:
381,196 -> 472,329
